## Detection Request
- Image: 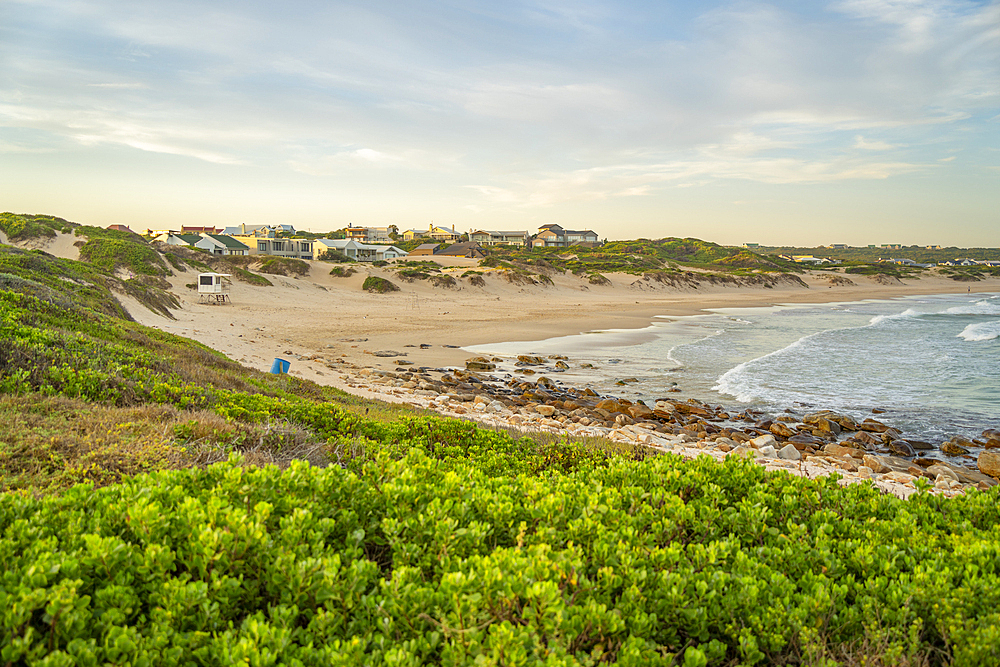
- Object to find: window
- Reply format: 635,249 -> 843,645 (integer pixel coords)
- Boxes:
200,275 -> 213,285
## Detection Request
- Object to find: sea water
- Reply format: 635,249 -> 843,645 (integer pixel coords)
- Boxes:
465,293 -> 1000,442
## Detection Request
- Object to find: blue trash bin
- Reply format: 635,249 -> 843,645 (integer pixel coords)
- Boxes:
270,357 -> 291,374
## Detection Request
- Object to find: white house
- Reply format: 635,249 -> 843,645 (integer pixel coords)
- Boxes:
314,239 -> 405,262
195,234 -> 250,256
469,230 -> 529,247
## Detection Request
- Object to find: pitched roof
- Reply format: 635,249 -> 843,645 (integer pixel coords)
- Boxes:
176,234 -> 202,244
204,234 -> 249,249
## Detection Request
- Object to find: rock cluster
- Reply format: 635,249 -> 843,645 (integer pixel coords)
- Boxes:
336,357 -> 999,498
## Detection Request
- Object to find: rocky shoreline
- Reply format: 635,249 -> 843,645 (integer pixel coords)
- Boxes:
320,351 -> 999,499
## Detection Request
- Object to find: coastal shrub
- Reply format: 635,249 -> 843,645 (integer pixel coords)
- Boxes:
77,237 -> 167,277
4,452 -> 1000,664
0,212 -> 75,241
329,266 -> 356,278
230,267 -> 272,286
467,274 -> 486,287
318,249 -> 353,262
429,274 -> 457,288
372,260 -> 388,267
396,268 -> 431,281
362,276 -> 398,293
588,272 -> 611,285
257,257 -> 309,277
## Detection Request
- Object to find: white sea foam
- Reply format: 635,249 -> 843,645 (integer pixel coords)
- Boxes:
943,300 -> 1000,317
957,321 -> 1000,342
868,308 -> 922,326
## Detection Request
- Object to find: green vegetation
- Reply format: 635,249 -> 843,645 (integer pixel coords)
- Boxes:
0,212 -> 76,241
751,245 -> 1000,265
483,238 -> 798,277
257,257 -> 309,277
329,266 -> 357,278
362,276 -> 399,293
4,224 -> 1000,664
317,250 -> 353,262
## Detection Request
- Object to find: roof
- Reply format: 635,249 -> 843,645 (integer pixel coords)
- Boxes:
470,230 -> 528,236
176,234 -> 202,244
204,234 -> 249,249
414,243 -> 442,250
439,242 -> 486,258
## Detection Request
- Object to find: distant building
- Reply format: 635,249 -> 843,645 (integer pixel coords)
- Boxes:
407,243 -> 446,256
254,237 -> 313,260
196,234 -> 249,257
881,244 -> 903,250
221,223 -> 295,237
346,227 -> 392,244
438,242 -> 487,259
531,224 -> 599,248
926,245 -> 942,250
402,225 -> 461,242
181,225 -> 220,234
742,243 -> 760,249
314,239 -> 405,262
469,230 -> 529,247
107,224 -> 134,233
827,244 -> 849,249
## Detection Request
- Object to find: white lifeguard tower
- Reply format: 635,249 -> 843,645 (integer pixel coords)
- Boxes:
197,273 -> 232,304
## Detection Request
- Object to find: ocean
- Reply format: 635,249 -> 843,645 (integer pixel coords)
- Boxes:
465,292 -> 1000,444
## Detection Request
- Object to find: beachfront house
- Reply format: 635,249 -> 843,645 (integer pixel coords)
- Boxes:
531,224 -> 600,248
402,225 -> 461,242
346,227 -> 392,244
469,230 -> 529,247
407,243 -> 445,257
153,232 -> 202,246
195,234 -> 250,257
254,237 -> 314,260
438,242 -> 487,259
314,239 -> 405,262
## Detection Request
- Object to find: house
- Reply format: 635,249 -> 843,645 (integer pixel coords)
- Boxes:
107,224 -> 134,233
790,255 -> 835,265
827,244 -> 849,249
313,239 -> 405,262
438,242 -> 487,259
195,234 -> 250,257
346,227 -> 392,244
253,237 -> 313,260
743,243 -> 760,249
531,224 -> 599,247
153,233 -> 202,246
469,230 -> 529,247
181,225 -> 220,234
402,225 -> 461,242
407,243 -> 445,257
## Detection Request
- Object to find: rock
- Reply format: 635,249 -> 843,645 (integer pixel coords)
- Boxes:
857,465 -> 873,479
885,471 -> 914,485
727,446 -> 755,459
852,431 -> 880,447
778,444 -> 801,460
903,439 -> 934,450
984,438 -> 1000,450
788,433 -> 824,446
862,454 -> 891,474
824,443 -> 864,459
926,464 -> 959,483
465,357 -> 496,371
940,440 -> 970,456
839,459 -> 858,472
535,405 -> 556,417
750,434 -> 776,449
888,440 -> 916,457
803,413 -> 842,434
536,377 -> 556,389
517,355 -> 545,365
859,418 -> 890,433
596,399 -> 626,414
770,422 -> 797,438
373,350 -> 405,357
554,361 -> 570,369
759,445 -> 777,458
486,401 -> 505,413
978,451 -> 1000,478
628,403 -> 654,419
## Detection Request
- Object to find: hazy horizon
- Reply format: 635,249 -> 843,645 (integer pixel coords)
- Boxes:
2,1 -> 998,246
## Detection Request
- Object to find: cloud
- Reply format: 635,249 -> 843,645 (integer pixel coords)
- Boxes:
853,135 -> 897,150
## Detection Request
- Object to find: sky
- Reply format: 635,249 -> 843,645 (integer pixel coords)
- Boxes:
1,0 -> 998,246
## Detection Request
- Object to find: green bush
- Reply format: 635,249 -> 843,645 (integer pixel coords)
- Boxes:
362,276 -> 399,293
318,250 -> 353,262
0,213 -> 75,242
329,266 -> 356,278
257,257 -> 309,277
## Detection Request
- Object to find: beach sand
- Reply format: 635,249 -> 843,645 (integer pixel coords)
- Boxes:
110,252 -> 1000,399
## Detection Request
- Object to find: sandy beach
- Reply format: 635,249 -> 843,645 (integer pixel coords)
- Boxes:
119,254 -> 999,393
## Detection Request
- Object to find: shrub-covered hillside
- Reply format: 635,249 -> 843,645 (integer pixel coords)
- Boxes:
1,235 -> 1000,665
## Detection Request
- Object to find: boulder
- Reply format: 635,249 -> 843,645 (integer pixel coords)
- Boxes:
628,403 -> 654,419
535,405 -> 556,417
465,357 -> 496,371
759,445 -> 777,458
770,422 -> 797,438
750,434 -> 776,449
888,440 -> 916,457
859,418 -> 890,433
803,413 -> 842,434
852,431 -> 880,447
824,443 -> 864,459
778,444 -> 801,460
862,454 -> 891,474
596,399 -> 626,414
554,360 -> 570,369
940,440 -> 970,456
927,464 -> 959,483
978,451 -> 1000,479
517,355 -> 546,365
536,377 -> 556,389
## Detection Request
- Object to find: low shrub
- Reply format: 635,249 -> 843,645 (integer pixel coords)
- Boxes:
329,266 -> 357,278
362,276 -> 399,293
318,250 -> 353,262
257,257 -> 309,277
